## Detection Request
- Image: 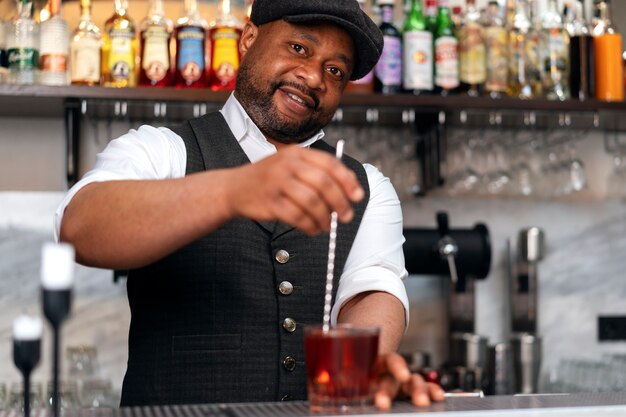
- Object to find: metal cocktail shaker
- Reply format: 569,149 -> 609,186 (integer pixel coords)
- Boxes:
511,333 -> 542,394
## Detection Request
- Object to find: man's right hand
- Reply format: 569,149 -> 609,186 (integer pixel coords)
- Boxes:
223,145 -> 365,235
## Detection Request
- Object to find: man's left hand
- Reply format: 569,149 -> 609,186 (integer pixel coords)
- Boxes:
374,352 -> 445,410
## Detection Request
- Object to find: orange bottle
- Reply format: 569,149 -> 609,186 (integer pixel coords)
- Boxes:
593,1 -> 624,102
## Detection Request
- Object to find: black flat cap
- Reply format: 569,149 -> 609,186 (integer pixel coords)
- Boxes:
250,0 -> 383,80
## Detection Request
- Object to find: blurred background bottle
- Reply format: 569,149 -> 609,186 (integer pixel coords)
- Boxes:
402,0 -> 433,94
507,0 -> 532,98
458,0 -> 486,96
138,0 -> 172,86
173,0 -> 207,88
483,0 -> 508,98
346,0 -> 375,93
593,0 -> 624,102
0,18 -> 8,82
101,0 -> 137,87
375,0 -> 402,94
434,0 -> 459,96
6,0 -> 39,85
424,0 -> 437,33
567,0 -> 594,101
39,0 -> 69,85
540,0 -> 569,100
526,0 -> 543,97
70,0 -> 102,85
208,0 -> 241,91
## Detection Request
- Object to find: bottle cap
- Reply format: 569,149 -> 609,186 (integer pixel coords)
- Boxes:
13,315 -> 43,340
41,242 -> 75,290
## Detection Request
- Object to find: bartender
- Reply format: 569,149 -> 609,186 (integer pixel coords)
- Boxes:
54,0 -> 444,410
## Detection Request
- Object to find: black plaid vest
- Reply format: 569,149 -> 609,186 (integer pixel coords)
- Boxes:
120,113 -> 370,406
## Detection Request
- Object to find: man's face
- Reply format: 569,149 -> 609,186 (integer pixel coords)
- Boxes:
235,20 -> 355,144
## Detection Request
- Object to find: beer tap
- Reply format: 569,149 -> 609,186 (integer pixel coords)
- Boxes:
437,211 -> 459,286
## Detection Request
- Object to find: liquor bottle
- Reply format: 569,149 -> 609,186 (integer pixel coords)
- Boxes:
0,19 -> 8,82
482,0 -> 508,98
374,0 -> 402,94
458,0 -> 486,96
39,0 -> 69,85
346,0 -> 374,93
526,0 -> 543,97
507,0 -> 532,98
7,0 -> 39,85
567,0 -> 594,100
425,0 -> 438,33
593,1 -> 624,102
174,0 -> 208,88
70,0 -> 102,85
244,0 -> 253,23
101,0 -> 138,87
540,0 -> 569,100
208,0 -> 242,91
139,0 -> 173,86
434,0 -> 459,96
402,0 -> 433,94
451,5 -> 462,33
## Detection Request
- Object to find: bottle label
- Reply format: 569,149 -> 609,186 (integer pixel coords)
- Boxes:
435,36 -> 459,89
211,27 -> 239,86
40,53 -> 68,72
108,28 -> 135,81
177,26 -> 205,83
484,27 -> 508,92
71,37 -> 101,83
403,30 -> 433,90
142,26 -> 170,82
459,23 -> 486,84
7,48 -> 39,70
375,35 -> 402,86
544,30 -> 567,80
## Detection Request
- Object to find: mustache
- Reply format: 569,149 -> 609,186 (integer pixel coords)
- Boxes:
273,81 -> 320,110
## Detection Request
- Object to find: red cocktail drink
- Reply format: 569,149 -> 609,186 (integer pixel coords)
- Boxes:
304,325 -> 380,413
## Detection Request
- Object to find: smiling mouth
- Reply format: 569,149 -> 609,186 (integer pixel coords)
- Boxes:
275,81 -> 319,110
286,92 -> 308,107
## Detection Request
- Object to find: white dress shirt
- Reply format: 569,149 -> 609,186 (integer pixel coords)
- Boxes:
54,94 -> 409,327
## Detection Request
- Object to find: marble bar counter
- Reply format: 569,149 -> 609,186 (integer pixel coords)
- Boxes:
3,393 -> 626,417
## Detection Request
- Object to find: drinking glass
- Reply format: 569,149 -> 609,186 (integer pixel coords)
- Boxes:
47,381 -> 79,415
66,345 -> 98,380
304,324 -> 380,413
80,379 -> 115,409
8,381 -> 43,412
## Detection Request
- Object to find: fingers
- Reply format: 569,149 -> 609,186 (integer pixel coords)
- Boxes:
225,145 -> 365,235
374,373 -> 398,411
373,353 -> 445,411
294,147 -> 364,223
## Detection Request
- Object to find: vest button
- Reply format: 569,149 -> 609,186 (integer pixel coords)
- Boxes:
283,356 -> 296,371
282,317 -> 297,332
275,249 -> 290,264
278,281 -> 294,295
281,394 -> 291,401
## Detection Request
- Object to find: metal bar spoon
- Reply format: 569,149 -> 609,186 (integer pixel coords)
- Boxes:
322,139 -> 345,333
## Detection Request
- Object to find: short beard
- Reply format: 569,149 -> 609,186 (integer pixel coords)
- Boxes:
235,60 -> 330,144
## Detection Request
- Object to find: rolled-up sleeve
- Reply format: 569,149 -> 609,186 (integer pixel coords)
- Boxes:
331,163 -> 410,329
53,125 -> 186,241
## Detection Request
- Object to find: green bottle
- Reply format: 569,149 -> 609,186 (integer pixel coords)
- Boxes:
434,0 -> 459,95
403,0 -> 433,93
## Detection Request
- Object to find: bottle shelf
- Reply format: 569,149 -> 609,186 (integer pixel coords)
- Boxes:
2,84 -> 626,118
